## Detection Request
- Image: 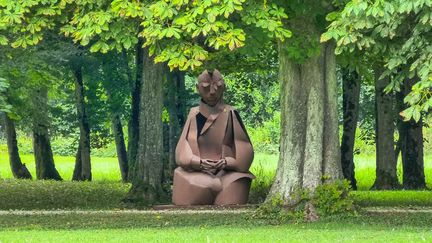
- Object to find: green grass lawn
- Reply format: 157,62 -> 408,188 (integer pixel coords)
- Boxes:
0,152 -> 122,181
2,147 -> 432,242
0,212 -> 431,242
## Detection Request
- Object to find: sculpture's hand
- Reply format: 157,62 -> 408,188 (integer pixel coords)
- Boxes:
214,158 -> 227,170
200,159 -> 218,174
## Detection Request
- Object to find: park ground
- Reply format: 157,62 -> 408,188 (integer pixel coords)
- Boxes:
1,148 -> 432,242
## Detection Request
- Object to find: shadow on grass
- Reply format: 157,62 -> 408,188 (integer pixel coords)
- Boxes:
1,211 -> 432,231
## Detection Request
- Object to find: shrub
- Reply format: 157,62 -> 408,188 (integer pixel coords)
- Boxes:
253,180 -> 356,224
312,179 -> 355,216
248,111 -> 280,154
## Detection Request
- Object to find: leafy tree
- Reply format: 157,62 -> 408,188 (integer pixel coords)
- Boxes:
323,0 -> 432,120
323,0 -> 432,189
0,46 -> 63,180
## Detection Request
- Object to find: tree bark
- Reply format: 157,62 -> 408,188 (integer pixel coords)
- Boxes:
111,113 -> 128,182
127,40 -> 144,182
72,65 -> 92,181
125,48 -> 167,204
2,113 -> 32,179
340,69 -> 360,190
72,143 -> 82,180
396,78 -> 425,189
268,38 -> 342,203
32,88 -> 62,181
371,71 -> 400,189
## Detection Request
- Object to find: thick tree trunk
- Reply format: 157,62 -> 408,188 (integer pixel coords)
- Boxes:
72,66 -> 92,181
112,114 -> 128,182
125,48 -> 167,204
32,88 -> 62,181
396,79 -> 425,189
268,39 -> 342,203
127,41 -> 144,182
371,71 -> 399,189
340,69 -> 360,190
2,114 -> 32,179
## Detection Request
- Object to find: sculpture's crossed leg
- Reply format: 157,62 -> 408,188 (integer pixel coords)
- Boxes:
172,167 -> 252,205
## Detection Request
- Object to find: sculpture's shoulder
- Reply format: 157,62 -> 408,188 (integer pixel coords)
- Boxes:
223,104 -> 236,113
187,106 -> 200,117
224,105 -> 243,118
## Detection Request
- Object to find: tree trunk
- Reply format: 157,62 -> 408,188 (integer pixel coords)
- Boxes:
72,65 -> 92,181
340,69 -> 360,190
165,70 -> 186,181
112,113 -> 128,182
127,40 -> 144,182
32,88 -> 62,181
2,113 -> 32,179
100,53 -> 129,182
125,48 -> 167,204
268,39 -> 342,203
371,71 -> 399,189
72,143 -> 82,180
396,78 -> 425,189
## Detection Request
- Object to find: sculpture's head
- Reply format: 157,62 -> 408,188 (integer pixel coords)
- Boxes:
197,69 -> 225,106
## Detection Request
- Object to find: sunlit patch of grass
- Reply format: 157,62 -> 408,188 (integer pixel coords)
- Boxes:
0,152 -> 121,181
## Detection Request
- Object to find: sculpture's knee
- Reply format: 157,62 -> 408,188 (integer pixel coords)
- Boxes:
172,168 -> 221,205
214,177 -> 252,205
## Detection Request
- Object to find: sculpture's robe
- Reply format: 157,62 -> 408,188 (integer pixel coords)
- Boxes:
172,101 -> 254,205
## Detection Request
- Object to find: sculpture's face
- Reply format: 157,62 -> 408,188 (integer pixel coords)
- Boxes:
197,70 -> 225,106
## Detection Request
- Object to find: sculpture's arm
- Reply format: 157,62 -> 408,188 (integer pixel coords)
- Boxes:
223,110 -> 254,173
175,110 -> 201,171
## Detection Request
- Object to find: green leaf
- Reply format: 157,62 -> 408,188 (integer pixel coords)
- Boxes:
0,35 -> 8,45
412,106 -> 421,122
326,11 -> 339,21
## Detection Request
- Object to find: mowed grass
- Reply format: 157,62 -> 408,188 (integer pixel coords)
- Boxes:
0,212 -> 432,242
1,223 -> 431,242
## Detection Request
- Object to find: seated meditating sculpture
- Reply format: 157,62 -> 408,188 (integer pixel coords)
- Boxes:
172,69 -> 254,205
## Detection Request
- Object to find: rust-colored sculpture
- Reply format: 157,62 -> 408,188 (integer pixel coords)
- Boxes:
172,69 -> 254,205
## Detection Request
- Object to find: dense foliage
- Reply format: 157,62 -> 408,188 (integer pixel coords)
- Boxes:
323,0 -> 432,120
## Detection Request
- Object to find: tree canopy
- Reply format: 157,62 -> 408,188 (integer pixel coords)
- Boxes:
323,0 -> 432,121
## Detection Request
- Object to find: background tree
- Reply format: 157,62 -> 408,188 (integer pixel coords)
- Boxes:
323,0 -> 432,189
340,67 -> 361,190
70,57 -> 92,181
98,52 -> 131,182
0,46 -> 63,180
2,113 -> 32,179
372,68 -> 399,189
